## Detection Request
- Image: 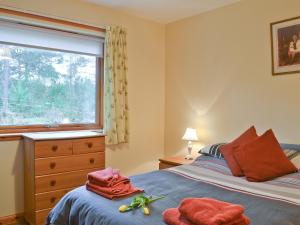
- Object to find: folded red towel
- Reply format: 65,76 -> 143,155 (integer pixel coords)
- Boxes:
86,181 -> 143,199
163,208 -> 195,225
88,167 -> 129,187
179,198 -> 250,225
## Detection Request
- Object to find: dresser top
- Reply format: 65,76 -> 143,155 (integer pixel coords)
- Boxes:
23,130 -> 105,140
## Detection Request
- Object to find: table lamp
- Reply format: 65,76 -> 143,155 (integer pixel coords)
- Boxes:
182,128 -> 198,160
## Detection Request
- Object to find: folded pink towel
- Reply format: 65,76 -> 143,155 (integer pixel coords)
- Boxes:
179,198 -> 250,225
87,167 -> 129,187
86,181 -> 143,199
86,168 -> 143,199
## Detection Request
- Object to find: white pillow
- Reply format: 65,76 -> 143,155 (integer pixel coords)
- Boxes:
284,149 -> 300,169
291,155 -> 300,169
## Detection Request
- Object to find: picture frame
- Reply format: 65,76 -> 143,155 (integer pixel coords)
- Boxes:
271,16 -> 300,75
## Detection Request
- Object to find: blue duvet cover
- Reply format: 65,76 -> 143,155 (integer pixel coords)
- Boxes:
46,156 -> 300,225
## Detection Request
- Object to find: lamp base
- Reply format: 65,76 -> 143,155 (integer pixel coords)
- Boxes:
185,154 -> 193,160
185,143 -> 193,160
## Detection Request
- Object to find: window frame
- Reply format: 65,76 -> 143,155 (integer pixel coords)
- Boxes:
0,8 -> 105,134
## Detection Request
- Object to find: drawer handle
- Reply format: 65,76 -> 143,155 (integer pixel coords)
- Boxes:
52,145 -> 58,152
50,197 -> 56,203
87,143 -> 93,148
90,158 -> 95,164
50,162 -> 56,169
50,180 -> 56,187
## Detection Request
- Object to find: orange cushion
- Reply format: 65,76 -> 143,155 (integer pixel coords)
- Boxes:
220,126 -> 258,176
233,130 -> 298,182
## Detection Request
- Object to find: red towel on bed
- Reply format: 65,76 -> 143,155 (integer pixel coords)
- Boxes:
179,198 -> 250,225
86,180 -> 143,199
86,168 -> 143,199
163,208 -> 195,225
87,167 -> 129,187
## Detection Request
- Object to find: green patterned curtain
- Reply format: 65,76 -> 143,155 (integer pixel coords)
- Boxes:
104,26 -> 129,145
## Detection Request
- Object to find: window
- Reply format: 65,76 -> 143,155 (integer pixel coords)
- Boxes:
0,12 -> 105,133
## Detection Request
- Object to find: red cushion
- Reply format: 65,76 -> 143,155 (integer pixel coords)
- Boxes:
233,129 -> 298,182
220,126 -> 258,176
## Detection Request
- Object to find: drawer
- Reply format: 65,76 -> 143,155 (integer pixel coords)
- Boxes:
73,137 -> 105,154
35,188 -> 71,210
35,140 -> 73,158
159,162 -> 175,170
35,169 -> 97,193
35,152 -> 105,176
36,208 -> 51,225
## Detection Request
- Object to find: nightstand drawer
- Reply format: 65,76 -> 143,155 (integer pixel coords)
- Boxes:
35,169 -> 97,193
35,152 -> 105,176
159,162 -> 176,169
159,156 -> 193,170
73,137 -> 105,154
35,140 -> 73,158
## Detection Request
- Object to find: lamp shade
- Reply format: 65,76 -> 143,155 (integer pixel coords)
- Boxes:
182,128 -> 198,141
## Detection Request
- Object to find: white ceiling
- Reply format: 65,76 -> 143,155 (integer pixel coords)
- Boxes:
85,0 -> 241,24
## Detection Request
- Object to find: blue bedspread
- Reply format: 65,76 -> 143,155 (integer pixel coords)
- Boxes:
47,157 -> 300,225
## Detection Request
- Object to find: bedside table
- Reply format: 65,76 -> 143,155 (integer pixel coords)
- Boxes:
159,156 -> 194,170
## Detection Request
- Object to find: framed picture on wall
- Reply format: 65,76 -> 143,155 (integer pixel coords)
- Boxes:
271,16 -> 300,75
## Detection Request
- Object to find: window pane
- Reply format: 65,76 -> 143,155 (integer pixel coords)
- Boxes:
0,44 -> 98,126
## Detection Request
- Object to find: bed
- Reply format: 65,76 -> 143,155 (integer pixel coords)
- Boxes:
46,144 -> 300,225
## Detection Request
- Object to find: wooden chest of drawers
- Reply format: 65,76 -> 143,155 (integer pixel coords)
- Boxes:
23,132 -> 105,225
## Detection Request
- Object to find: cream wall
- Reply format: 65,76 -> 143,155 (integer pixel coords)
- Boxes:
0,0 -> 165,217
165,0 -> 300,156
2,0 -> 300,218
